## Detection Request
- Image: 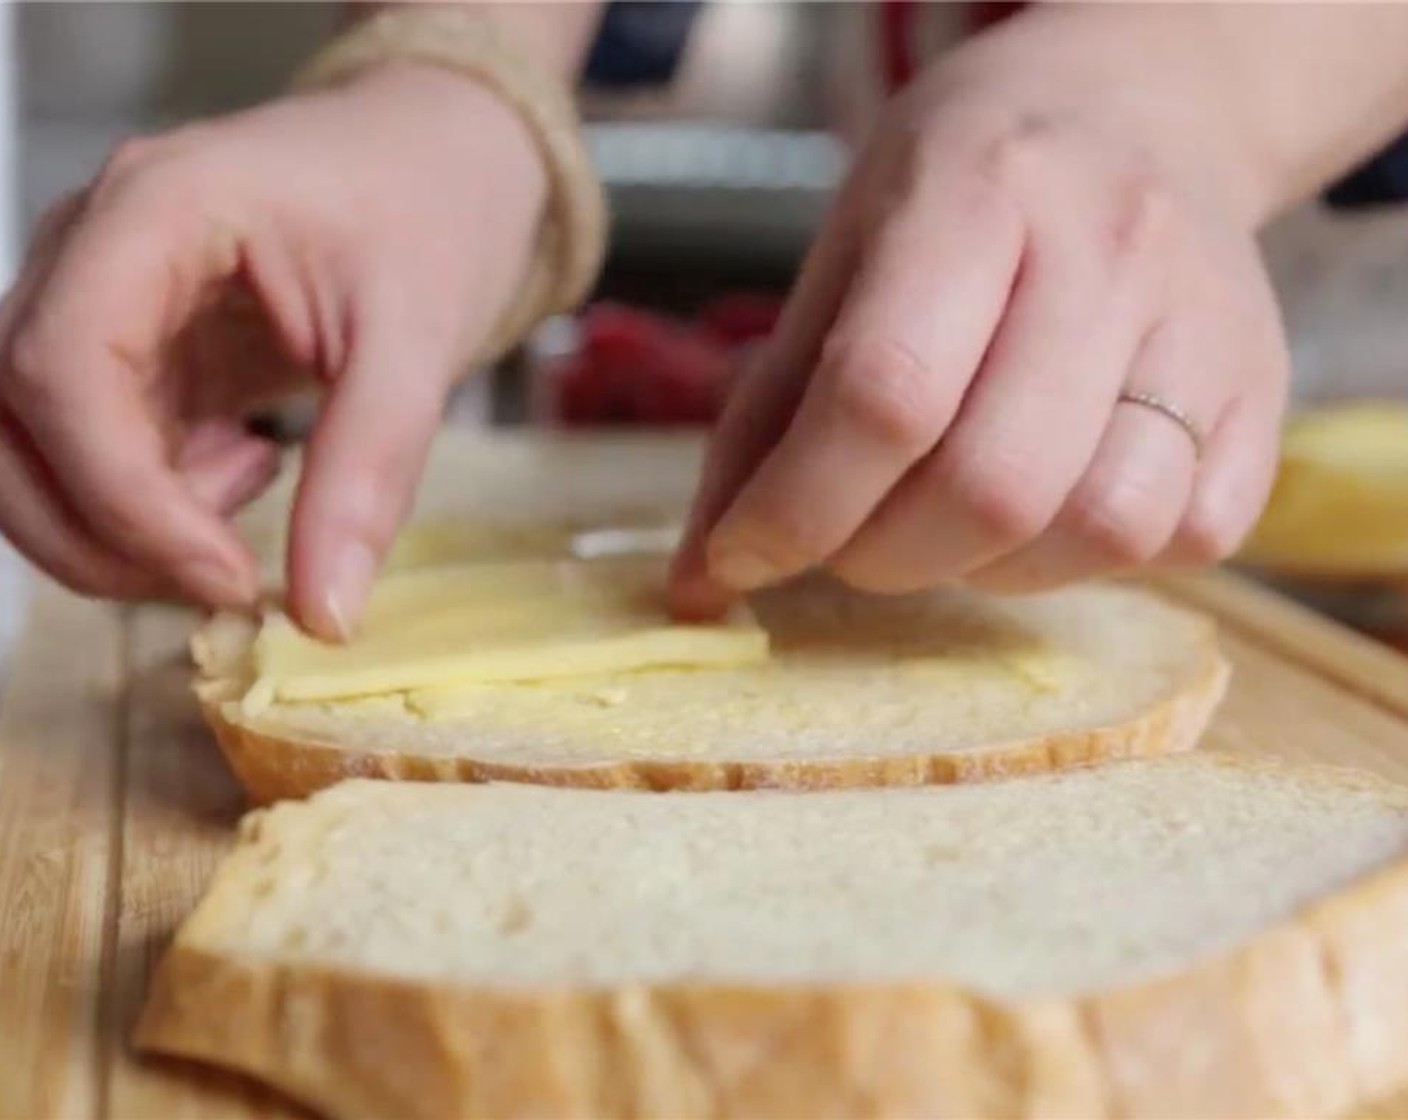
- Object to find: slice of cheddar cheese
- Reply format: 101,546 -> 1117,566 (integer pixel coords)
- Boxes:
245,555 -> 768,710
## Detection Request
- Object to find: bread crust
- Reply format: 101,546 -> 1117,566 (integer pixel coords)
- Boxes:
134,844 -> 1408,1120
200,637 -> 1229,804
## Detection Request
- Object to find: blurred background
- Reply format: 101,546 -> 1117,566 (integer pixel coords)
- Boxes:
20,1 -> 1408,422
8,0 -> 1408,652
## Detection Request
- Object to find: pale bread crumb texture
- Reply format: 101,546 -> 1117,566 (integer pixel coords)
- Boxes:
180,754 -> 1408,1000
212,577 -> 1218,769
207,431 -> 1225,791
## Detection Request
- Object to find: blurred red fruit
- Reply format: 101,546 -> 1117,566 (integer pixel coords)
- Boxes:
545,301 -> 739,427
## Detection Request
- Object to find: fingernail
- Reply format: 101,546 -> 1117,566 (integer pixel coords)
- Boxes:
709,543 -> 779,591
321,540 -> 376,641
667,564 -> 734,622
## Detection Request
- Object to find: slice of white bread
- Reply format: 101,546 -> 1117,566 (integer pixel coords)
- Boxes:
136,753 -> 1408,1119
196,431 -> 1227,801
193,573 -> 1227,802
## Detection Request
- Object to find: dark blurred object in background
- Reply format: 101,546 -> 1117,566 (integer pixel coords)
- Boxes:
585,1 -> 704,90
1326,132 -> 1408,211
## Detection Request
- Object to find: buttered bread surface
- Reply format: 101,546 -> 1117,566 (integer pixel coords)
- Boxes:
188,434 -> 1227,799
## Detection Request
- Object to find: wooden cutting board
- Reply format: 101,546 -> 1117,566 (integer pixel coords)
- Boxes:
4,432 -> 1408,1120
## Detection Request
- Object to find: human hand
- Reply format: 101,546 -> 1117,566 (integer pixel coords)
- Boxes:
0,61 -> 546,638
669,11 -> 1290,616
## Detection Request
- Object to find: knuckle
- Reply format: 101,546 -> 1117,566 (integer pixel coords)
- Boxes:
981,135 -> 1034,188
94,135 -> 164,192
978,117 -> 1058,190
823,336 -> 938,454
91,129 -> 212,215
939,452 -> 1051,545
1107,174 -> 1176,266
744,501 -> 837,571
5,327 -> 57,403
1068,476 -> 1166,566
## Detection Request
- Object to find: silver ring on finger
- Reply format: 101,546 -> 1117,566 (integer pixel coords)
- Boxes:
1116,390 -> 1205,459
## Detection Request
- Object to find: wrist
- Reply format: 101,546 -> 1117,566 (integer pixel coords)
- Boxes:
334,60 -> 548,213
352,2 -> 604,83
951,4 -> 1408,227
294,4 -> 608,364
934,7 -> 1276,228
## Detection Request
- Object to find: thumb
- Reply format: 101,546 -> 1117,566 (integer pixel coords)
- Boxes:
668,210 -> 858,620
286,322 -> 453,641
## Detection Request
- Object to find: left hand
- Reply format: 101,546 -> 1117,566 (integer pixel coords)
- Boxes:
0,63 -> 549,635
669,13 -> 1290,616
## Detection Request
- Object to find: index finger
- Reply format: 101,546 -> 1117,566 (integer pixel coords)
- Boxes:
1,199 -> 259,607
667,200 -> 858,620
697,178 -> 1022,597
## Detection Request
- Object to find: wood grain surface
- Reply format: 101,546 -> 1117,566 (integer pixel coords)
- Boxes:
4,433 -> 1408,1119
0,589 -> 123,1120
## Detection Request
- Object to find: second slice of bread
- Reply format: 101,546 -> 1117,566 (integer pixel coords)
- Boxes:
136,753 -> 1408,1118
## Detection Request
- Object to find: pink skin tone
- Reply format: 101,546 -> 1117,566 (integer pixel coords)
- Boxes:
669,5 -> 1408,617
0,60 -> 552,639
5,4 -> 1408,638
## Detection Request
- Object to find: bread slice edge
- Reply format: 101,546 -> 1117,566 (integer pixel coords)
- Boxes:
193,583 -> 1229,802
133,839 -> 1408,1119
197,635 -> 1223,802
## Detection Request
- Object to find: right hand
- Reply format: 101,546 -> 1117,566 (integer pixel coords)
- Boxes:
0,61 -> 548,639
668,12 -> 1289,617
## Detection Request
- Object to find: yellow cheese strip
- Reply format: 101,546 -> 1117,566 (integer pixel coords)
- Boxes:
895,647 -> 1077,694
410,644 -> 1077,724
997,649 -> 1082,694
403,627 -> 769,717
248,554 -> 768,706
